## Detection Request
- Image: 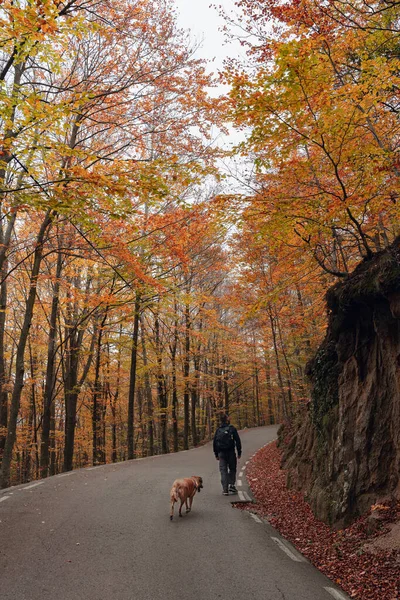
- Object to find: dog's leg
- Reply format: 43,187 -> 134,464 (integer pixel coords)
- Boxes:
170,498 -> 175,521
188,496 -> 194,512
185,498 -> 190,513
179,500 -> 184,517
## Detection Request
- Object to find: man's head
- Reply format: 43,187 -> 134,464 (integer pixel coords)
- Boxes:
219,412 -> 230,426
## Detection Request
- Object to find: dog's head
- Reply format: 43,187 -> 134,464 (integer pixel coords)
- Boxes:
192,476 -> 203,492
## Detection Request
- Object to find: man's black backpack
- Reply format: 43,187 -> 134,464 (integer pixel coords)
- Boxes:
215,425 -> 235,452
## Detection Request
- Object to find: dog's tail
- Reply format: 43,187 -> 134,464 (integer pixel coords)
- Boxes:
170,484 -> 180,520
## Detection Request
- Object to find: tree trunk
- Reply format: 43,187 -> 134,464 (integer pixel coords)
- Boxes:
183,303 -> 190,450
92,325 -> 103,465
63,274 -> 95,472
0,211 -> 52,488
49,398 -> 57,476
0,261 -> 8,463
223,375 -> 229,414
171,351 -> 178,453
29,341 -> 40,480
155,314 -> 168,454
170,297 -> 179,452
40,248 -> 62,477
92,307 -> 109,465
109,327 -> 122,463
191,318 -> 203,447
64,361 -> 79,472
254,367 -> 261,426
268,306 -> 289,422
274,306 -> 295,416
140,316 -> 154,456
191,357 -> 199,447
127,292 -> 141,460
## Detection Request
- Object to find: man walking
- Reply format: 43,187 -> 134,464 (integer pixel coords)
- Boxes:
213,413 -> 242,495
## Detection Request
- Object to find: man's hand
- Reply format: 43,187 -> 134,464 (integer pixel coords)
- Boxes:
237,455 -> 241,460
215,456 -> 219,460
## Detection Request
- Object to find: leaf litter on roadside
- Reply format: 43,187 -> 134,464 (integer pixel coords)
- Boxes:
235,442 -> 399,600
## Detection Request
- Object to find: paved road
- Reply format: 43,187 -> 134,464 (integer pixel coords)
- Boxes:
0,426 -> 348,600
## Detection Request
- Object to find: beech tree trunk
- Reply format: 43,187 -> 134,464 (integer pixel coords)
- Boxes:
0,211 -> 53,488
92,313 -> 107,465
0,262 -> 8,463
183,302 -> 190,450
63,273 -> 95,472
40,248 -> 63,477
155,314 -> 168,454
127,292 -> 141,460
191,356 -> 200,447
29,342 -> 39,481
109,327 -> 122,463
170,305 -> 179,452
64,351 -> 79,472
254,367 -> 261,426
268,306 -> 289,422
140,317 -> 154,456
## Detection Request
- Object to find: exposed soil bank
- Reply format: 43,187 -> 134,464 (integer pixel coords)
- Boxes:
281,237 -> 400,527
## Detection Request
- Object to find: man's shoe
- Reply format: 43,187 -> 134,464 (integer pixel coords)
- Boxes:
222,491 -> 229,496
229,485 -> 238,494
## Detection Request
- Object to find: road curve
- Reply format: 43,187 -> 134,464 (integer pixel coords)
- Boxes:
0,426 -> 348,600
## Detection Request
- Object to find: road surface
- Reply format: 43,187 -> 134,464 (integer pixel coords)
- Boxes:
0,425 -> 348,600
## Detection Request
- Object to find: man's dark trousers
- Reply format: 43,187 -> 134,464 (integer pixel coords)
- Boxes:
218,450 -> 237,492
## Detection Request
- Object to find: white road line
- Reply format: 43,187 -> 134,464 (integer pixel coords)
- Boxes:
237,491 -> 252,502
57,472 -> 73,477
239,471 -> 244,478
237,479 -> 242,486
271,537 -> 306,562
24,481 -> 44,490
324,587 -> 349,600
250,513 -> 262,523
245,460 -> 249,465
85,467 -> 99,471
242,465 -> 246,471
0,496 -> 10,503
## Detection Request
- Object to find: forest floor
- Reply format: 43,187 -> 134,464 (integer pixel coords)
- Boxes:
238,442 -> 400,600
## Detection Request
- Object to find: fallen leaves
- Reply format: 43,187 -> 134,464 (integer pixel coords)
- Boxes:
239,442 -> 400,600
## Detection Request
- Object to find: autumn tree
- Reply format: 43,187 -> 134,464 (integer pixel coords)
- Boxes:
224,0 -> 399,271
0,0 -> 223,487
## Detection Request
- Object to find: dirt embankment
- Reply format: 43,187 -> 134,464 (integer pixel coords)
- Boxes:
281,237 -> 400,528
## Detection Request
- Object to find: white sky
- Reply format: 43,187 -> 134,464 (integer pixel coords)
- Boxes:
173,0 -> 250,190
174,0 -> 244,77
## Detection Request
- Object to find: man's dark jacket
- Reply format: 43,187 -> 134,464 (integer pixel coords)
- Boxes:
213,425 -> 242,458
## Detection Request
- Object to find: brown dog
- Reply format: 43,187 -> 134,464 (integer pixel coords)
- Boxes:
170,476 -> 203,520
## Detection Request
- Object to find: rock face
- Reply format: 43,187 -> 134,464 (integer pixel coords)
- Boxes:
281,237 -> 400,527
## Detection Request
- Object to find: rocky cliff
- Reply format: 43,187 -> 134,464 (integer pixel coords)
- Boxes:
281,237 -> 400,527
